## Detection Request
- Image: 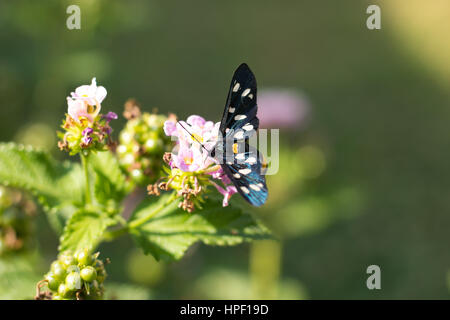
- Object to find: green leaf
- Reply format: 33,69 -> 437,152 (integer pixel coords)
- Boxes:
0,252 -> 42,300
0,143 -> 84,233
129,193 -> 272,261
104,282 -> 153,300
90,151 -> 130,207
59,209 -> 115,253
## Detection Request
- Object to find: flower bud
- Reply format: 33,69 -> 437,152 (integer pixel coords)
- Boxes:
67,265 -> 80,274
51,261 -> 66,280
39,249 -> 108,300
117,101 -> 174,186
80,266 -> 97,282
76,249 -> 93,266
45,273 -> 60,291
58,283 -> 71,298
60,254 -> 77,268
65,272 -> 82,291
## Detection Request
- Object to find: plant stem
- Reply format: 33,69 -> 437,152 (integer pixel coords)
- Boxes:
80,152 -> 92,205
128,192 -> 177,229
250,240 -> 282,299
198,164 -> 221,174
103,226 -> 128,241
103,192 -> 177,241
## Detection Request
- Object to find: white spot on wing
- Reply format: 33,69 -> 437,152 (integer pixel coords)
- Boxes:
239,168 -> 252,175
245,157 -> 257,164
229,107 -> 235,113
248,94 -> 254,99
242,88 -> 251,97
240,186 -> 250,194
250,184 -> 261,191
233,83 -> 240,92
242,124 -> 253,131
234,115 -> 247,121
233,173 -> 241,178
234,131 -> 244,139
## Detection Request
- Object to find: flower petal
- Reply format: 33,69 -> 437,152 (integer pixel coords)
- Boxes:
186,115 -> 206,127
95,85 -> 107,104
163,120 -> 178,136
67,98 -> 91,122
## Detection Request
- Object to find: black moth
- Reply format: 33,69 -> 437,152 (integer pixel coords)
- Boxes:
179,63 -> 268,206
211,63 -> 268,206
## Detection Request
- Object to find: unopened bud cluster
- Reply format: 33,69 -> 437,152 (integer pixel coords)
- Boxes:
42,249 -> 107,300
117,99 -> 174,185
58,113 -> 117,155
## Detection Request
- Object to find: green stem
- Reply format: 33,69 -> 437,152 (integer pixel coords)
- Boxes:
103,226 -> 129,241
103,192 -> 177,241
80,152 -> 92,205
128,192 -> 177,229
250,240 -> 282,299
198,164 -> 221,175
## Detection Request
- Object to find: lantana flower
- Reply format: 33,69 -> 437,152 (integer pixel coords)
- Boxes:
149,115 -> 237,211
67,78 -> 106,123
71,77 -> 107,109
58,78 -> 117,155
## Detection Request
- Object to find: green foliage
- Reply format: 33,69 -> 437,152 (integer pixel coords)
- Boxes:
90,151 -> 130,209
0,186 -> 36,255
0,252 -> 42,300
104,282 -> 153,300
0,143 -> 274,298
59,210 -> 115,253
193,268 -> 308,300
129,193 -> 272,261
0,143 -> 84,232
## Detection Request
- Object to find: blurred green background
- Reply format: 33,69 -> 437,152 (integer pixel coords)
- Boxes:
1,0 -> 450,299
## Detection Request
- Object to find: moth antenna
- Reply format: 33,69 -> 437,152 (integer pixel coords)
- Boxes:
176,121 -> 210,153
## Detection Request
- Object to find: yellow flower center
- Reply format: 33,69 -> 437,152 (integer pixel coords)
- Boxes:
192,133 -> 203,143
184,156 -> 194,165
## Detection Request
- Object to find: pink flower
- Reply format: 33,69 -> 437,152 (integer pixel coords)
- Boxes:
103,111 -> 118,122
210,180 -> 238,207
207,166 -> 237,206
71,77 -> 107,106
81,127 -> 94,145
221,185 -> 237,206
163,120 -> 178,136
163,115 -> 239,207
172,146 -> 203,172
186,115 -> 215,134
67,97 -> 92,122
66,78 -> 107,123
186,115 -> 207,128
184,116 -> 220,150
163,116 -> 220,168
